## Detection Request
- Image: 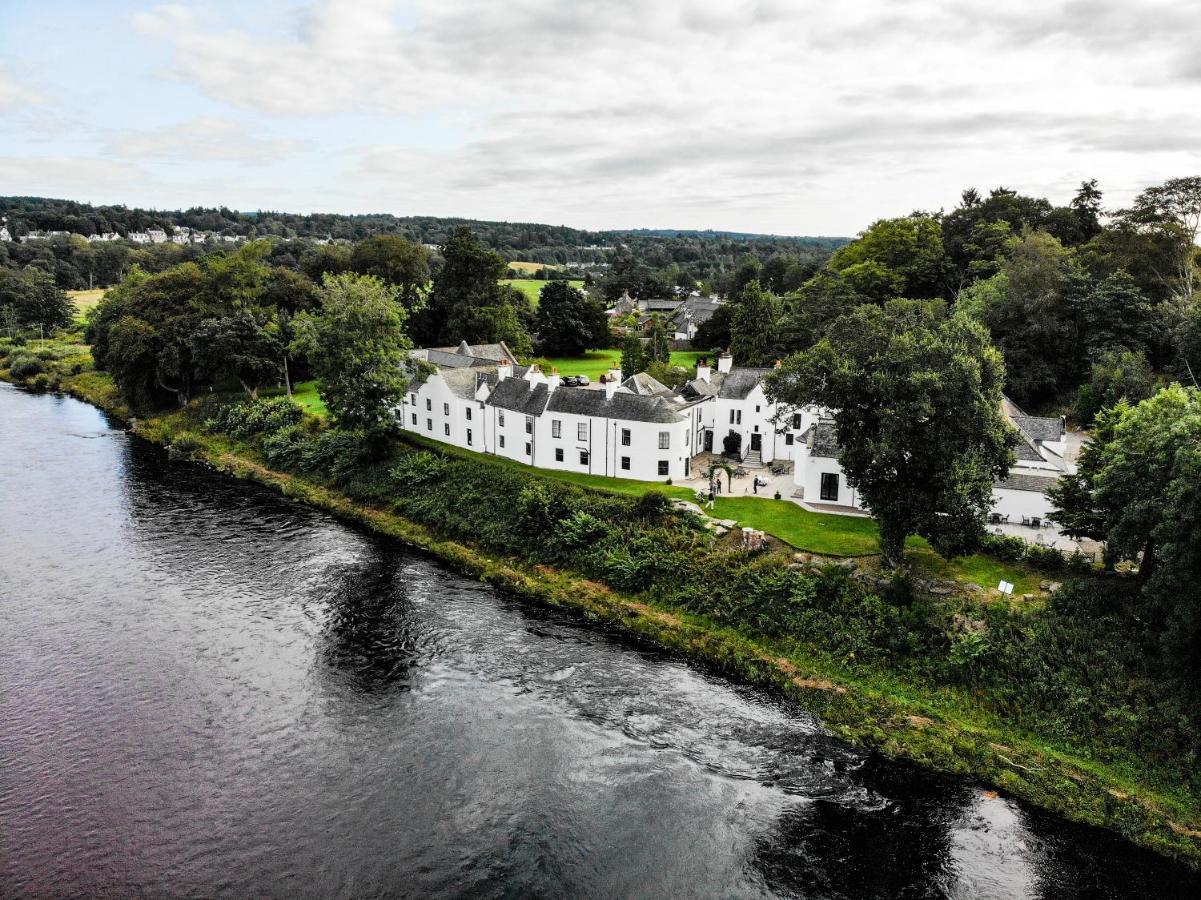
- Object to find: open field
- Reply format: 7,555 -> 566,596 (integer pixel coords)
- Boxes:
68,289 -> 106,318
505,261 -> 557,273
537,349 -> 707,380
500,277 -> 584,306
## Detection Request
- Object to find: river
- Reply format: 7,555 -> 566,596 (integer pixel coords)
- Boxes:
1,382 -> 1197,898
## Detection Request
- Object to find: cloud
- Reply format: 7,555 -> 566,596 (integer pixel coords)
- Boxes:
105,117 -> 306,164
0,73 -> 46,111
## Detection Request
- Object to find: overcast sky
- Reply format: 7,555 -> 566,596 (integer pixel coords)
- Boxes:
1,0 -> 1198,236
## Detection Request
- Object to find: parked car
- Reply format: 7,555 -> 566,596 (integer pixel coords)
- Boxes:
576,375 -> 591,385
562,375 -> 582,386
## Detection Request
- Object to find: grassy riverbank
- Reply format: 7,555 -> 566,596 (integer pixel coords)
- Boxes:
5,337 -> 1201,868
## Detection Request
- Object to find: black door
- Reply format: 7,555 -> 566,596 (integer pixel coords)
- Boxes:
704,430 -> 713,452
751,433 -> 762,452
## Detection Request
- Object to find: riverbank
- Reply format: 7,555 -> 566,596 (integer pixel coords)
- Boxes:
4,353 -> 1201,868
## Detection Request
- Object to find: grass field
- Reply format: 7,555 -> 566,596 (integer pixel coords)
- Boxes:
538,349 -> 707,381
500,278 -> 584,307
506,261 -> 558,274
68,289 -> 106,319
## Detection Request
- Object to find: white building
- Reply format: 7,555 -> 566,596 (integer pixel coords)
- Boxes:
792,397 -> 1076,541
0,226 -> 10,242
397,342 -> 794,482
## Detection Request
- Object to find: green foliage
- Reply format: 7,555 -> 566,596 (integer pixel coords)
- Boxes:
729,280 -> 782,366
827,214 -> 945,300
292,272 -> 412,436
645,314 -> 671,365
619,330 -> 647,379
1073,349 -> 1156,425
769,300 -> 1014,569
534,280 -> 609,356
7,354 -> 44,379
204,396 -> 303,439
348,234 -> 430,312
0,266 -> 75,333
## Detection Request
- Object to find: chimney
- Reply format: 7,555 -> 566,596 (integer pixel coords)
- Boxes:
525,363 -> 546,385
717,349 -> 733,374
696,357 -> 710,383
607,365 -> 623,383
547,367 -> 560,392
497,360 -> 511,381
603,373 -> 618,400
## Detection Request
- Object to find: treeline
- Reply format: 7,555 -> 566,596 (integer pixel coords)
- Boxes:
703,178 -> 1201,417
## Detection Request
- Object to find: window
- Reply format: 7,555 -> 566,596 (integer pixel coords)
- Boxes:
729,409 -> 741,425
658,431 -> 670,449
755,405 -> 761,413
466,428 -> 473,446
785,433 -> 794,445
621,428 -> 631,446
499,412 -> 505,427
658,460 -> 669,476
426,418 -> 433,431
466,407 -> 472,421
444,423 -> 450,436
580,450 -> 590,466
552,419 -> 561,438
499,435 -> 505,448
555,448 -> 564,462
792,413 -> 802,429
426,398 -> 432,411
409,393 -> 416,406
410,413 -> 417,425
820,472 -> 840,502
621,456 -> 630,470
578,422 -> 588,441
525,442 -> 531,456
525,416 -> 533,434
443,402 -> 450,416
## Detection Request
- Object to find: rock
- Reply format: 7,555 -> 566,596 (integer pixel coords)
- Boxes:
1020,593 -> 1035,602
965,583 -> 984,593
928,584 -> 954,595
714,526 -> 729,536
1044,581 -> 1061,593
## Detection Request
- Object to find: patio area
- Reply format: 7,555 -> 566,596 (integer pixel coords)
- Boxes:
682,452 -> 797,501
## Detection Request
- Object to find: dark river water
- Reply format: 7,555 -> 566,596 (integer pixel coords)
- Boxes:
2,383 -> 1198,899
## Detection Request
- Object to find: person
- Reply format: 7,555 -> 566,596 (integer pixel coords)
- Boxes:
715,476 -> 722,495
706,487 -> 715,510
752,476 -> 759,495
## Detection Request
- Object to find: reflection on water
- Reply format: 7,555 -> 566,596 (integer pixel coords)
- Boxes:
1,383 -> 1198,899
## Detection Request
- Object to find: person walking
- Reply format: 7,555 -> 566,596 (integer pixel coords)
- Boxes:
752,476 -> 759,495
715,476 -> 722,496
706,487 -> 715,510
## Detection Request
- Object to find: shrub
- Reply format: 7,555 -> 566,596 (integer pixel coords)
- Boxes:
981,532 -> 1026,562
632,490 -> 672,521
1025,543 -> 1066,571
388,451 -> 451,486
30,372 -> 51,391
554,510 -> 608,550
8,355 -> 44,379
261,425 -> 308,470
205,397 -> 304,440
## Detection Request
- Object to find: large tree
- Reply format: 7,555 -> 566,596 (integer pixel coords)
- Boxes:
826,214 -> 945,301
1117,176 -> 1201,305
534,281 -> 608,356
729,280 -> 782,366
767,300 -> 1014,569
349,235 -> 430,312
0,267 -> 75,333
1049,386 -> 1201,676
645,314 -> 671,365
293,272 -> 411,436
619,330 -> 647,379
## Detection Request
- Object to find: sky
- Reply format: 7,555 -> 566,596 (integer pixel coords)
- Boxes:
1,0 -> 1199,236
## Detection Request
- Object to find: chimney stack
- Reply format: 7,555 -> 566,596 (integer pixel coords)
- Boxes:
497,360 -> 512,381
607,365 -> 623,383
603,373 -> 618,400
696,357 -> 710,383
525,363 -> 546,385
547,367 -> 560,392
717,349 -> 733,374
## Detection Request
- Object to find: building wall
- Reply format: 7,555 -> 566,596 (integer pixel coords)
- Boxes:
399,375 -> 479,451
794,447 -> 866,509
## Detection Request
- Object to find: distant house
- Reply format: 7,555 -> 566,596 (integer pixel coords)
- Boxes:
670,295 -> 723,341
792,396 -> 1077,542
0,226 -> 10,242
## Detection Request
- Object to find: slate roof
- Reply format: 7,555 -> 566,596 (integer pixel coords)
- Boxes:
801,421 -> 841,459
440,367 -> 492,400
716,367 -> 773,400
642,297 -> 683,312
996,472 -> 1061,493
670,296 -> 722,329
1013,414 -> 1065,444
621,372 -> 671,396
485,378 -> 550,416
681,377 -> 719,398
545,385 -> 685,424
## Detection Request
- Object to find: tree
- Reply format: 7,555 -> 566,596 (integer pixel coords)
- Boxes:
1072,348 -> 1156,425
349,235 -> 430,312
724,253 -> 762,299
292,272 -> 411,436
0,267 -> 74,333
778,271 -> 863,353
619,330 -> 647,378
958,229 -> 1082,407
729,280 -> 782,366
826,214 -> 945,300
767,300 -> 1014,570
1118,176 -> 1201,304
645,314 -> 671,365
1049,386 -> 1201,676
534,281 -> 608,356
692,302 -> 732,352
1073,271 -> 1158,358
193,310 -> 281,398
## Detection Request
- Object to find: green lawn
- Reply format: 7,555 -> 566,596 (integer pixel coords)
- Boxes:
538,349 -> 707,381
501,278 -> 584,307
506,261 -> 556,274
709,497 -> 880,556
68,288 -> 106,320
284,379 -> 328,416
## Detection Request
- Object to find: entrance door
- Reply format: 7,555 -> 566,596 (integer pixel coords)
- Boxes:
750,433 -> 762,452
703,430 -> 713,452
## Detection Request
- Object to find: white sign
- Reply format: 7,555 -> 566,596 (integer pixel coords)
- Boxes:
998,580 -> 1014,595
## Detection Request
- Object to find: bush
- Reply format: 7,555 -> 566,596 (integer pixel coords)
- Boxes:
30,372 -> 51,391
1025,543 -> 1066,571
722,432 -> 742,457
8,355 -> 44,379
205,397 -> 304,440
981,532 -> 1026,562
388,451 -> 451,485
